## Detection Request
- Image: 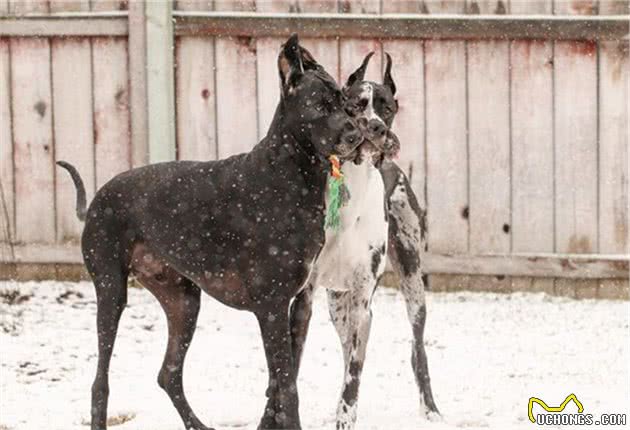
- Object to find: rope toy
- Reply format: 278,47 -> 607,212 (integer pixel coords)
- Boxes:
325,155 -> 348,231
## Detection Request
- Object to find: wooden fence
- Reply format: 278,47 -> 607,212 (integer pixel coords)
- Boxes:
0,0 -> 628,299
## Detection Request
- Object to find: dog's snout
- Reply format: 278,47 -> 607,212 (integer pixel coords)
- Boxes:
368,119 -> 386,138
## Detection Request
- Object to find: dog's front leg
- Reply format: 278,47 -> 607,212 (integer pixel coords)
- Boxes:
327,288 -> 374,430
256,306 -> 301,430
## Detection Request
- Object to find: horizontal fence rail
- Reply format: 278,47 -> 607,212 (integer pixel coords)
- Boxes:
0,12 -> 128,36
1,12 -> 628,40
1,244 -> 627,280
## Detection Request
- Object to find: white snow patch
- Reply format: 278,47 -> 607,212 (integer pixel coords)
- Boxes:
0,281 -> 628,430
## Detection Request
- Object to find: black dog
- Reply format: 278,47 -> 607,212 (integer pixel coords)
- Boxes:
57,34 -> 362,430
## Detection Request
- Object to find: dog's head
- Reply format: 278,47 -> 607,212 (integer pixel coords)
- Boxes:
277,34 -> 362,160
340,52 -> 400,166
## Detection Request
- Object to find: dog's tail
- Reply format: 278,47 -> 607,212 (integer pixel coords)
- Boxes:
56,161 -> 87,222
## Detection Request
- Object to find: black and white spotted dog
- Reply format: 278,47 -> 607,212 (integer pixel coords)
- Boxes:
289,52 -> 440,429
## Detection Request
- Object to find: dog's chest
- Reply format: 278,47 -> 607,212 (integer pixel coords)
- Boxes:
311,162 -> 388,291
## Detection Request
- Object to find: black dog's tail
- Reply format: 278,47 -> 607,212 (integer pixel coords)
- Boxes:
56,161 -> 87,222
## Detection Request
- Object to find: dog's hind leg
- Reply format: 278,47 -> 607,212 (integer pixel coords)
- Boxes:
139,270 -> 211,430
256,306 -> 301,430
289,283 -> 314,372
328,287 -> 374,430
90,271 -> 128,430
398,273 -> 440,419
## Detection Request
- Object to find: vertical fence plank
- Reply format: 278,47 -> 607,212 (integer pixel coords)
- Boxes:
598,0 -> 629,299
9,0 -> 48,15
0,0 -> 9,14
299,1 -> 341,85
128,0 -> 149,167
256,1 -> 296,141
554,1 -> 599,298
382,1 -> 425,206
11,37 -> 55,243
468,18 -> 511,292
176,1 -> 217,160
50,0 -> 93,243
423,0 -> 465,13
51,38 -> 94,242
510,0 -> 555,294
425,39 -> 469,291
92,37 -> 131,187
339,0 -> 382,84
467,0 -> 510,293
215,0 -> 258,158
0,38 -> 13,259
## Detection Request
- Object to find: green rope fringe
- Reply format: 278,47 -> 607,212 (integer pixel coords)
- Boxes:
325,176 -> 344,231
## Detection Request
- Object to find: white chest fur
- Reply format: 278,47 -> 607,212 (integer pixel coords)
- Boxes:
311,161 -> 389,292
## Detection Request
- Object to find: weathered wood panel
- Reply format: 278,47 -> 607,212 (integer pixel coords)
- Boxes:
468,39 -> 511,292
554,1 -> 599,298
382,0 -> 425,206
300,0 -> 341,110
50,1 -> 94,243
425,40 -> 469,291
510,40 -> 555,294
51,37 -> 94,242
176,0 -> 217,161
339,0 -> 381,85
0,38 -> 13,258
92,37 -> 131,187
11,37 -> 55,243
466,1 -> 511,293
214,2 -> 258,158
255,1 -> 293,141
89,0 -> 128,11
8,0 -> 48,15
599,0 -> 630,300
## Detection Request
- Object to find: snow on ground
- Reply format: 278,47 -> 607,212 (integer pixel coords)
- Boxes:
0,281 -> 628,430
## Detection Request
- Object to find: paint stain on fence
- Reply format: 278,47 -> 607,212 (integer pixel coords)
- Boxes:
568,41 -> 597,57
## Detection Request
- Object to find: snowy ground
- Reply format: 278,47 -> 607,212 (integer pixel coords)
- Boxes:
0,281 -> 628,430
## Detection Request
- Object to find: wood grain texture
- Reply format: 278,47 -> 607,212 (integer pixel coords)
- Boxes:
214,37 -> 258,158
176,37 -> 218,160
255,1 -> 295,141
468,40 -> 511,292
9,0 -> 48,15
554,0 -> 598,298
51,37 -> 94,243
510,40 -> 555,294
176,0 -> 217,160
89,0 -> 128,11
92,37 -> 131,187
300,0 -> 341,97
0,39 -> 13,257
11,37 -> 55,243
599,0 -> 629,299
382,1 -> 425,206
509,0 -> 552,14
425,40 -> 469,291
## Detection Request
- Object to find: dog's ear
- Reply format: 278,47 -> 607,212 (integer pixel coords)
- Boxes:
299,46 -> 319,71
344,52 -> 374,91
278,33 -> 304,95
383,52 -> 396,96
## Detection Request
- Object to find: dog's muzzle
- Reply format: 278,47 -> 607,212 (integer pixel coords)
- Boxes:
359,118 -> 400,160
334,119 -> 365,160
